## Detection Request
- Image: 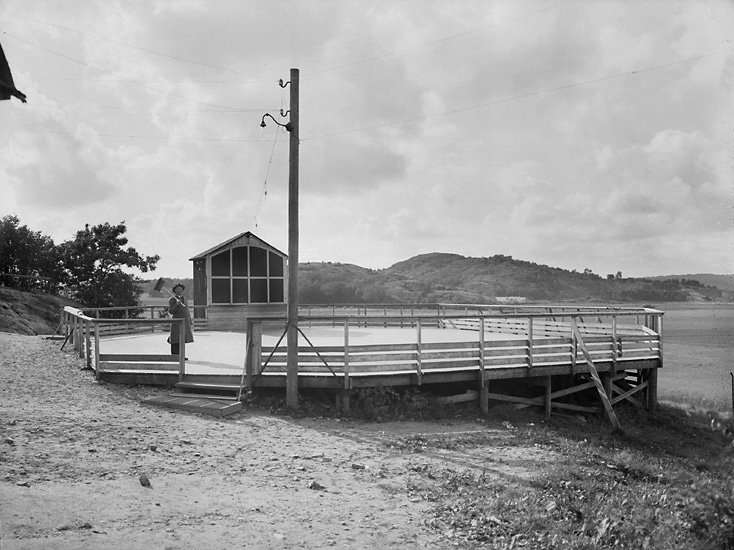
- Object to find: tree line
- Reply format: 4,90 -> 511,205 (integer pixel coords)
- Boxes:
0,215 -> 158,313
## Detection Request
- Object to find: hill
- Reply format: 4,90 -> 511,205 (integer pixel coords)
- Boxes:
0,287 -> 84,335
299,253 -> 728,304
647,273 -> 734,292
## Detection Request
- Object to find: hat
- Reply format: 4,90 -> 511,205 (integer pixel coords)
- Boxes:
172,283 -> 185,292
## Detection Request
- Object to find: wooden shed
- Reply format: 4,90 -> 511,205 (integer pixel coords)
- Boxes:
189,232 -> 287,331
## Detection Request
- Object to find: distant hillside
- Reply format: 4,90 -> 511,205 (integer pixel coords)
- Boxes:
299,253 -> 729,305
647,274 -> 734,292
0,287 -> 83,335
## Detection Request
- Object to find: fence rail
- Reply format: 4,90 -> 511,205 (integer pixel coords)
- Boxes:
59,306 -> 188,380
59,304 -> 663,390
243,307 -> 663,390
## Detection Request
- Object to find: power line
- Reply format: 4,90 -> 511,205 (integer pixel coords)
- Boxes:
4,32 -> 250,111
36,77 -> 264,84
10,51 -> 720,144
8,12 -> 274,82
11,127 -> 276,143
301,51 -> 724,142
27,102 -> 273,113
304,0 -> 572,77
254,128 -> 282,228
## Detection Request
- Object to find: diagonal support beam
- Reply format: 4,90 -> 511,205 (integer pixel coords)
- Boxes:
572,324 -> 622,429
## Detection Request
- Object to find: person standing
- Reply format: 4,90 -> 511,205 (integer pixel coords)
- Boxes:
168,283 -> 193,356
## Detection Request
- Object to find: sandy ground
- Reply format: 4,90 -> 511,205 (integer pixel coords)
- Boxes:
0,332 -> 553,550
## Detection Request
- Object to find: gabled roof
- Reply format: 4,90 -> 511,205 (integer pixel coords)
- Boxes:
189,231 -> 287,261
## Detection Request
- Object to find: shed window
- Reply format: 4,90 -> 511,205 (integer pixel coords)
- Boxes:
250,279 -> 268,303
232,247 -> 248,276
269,251 -> 284,277
208,244 -> 285,304
269,279 -> 284,302
232,279 -> 248,303
211,251 -> 230,276
211,278 -> 231,304
250,247 -> 267,277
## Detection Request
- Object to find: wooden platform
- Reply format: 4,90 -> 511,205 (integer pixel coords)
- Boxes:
141,395 -> 243,417
60,304 -> 664,419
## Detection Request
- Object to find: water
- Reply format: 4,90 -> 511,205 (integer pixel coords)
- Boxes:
656,303 -> 734,411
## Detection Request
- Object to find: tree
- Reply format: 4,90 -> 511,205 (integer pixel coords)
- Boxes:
60,221 -> 159,312
0,214 -> 63,290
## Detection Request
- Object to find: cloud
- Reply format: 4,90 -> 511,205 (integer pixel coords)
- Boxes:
0,0 -> 732,279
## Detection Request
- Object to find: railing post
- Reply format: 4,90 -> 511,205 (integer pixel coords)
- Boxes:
251,321 -> 263,375
527,316 -> 534,373
344,320 -> 350,389
76,315 -> 83,355
479,317 -> 488,414
178,320 -> 185,382
94,320 -> 101,381
416,319 -> 423,385
84,320 -> 91,366
244,319 -> 253,394
611,316 -> 618,376
571,317 -> 577,375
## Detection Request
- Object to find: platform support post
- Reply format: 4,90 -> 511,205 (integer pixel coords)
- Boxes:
603,371 -> 612,400
647,368 -> 658,414
544,376 -> 552,419
338,390 -> 351,413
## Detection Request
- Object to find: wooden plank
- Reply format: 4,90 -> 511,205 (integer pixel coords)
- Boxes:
141,395 -> 243,417
422,358 -> 479,370
482,340 -> 528,349
100,362 -> 179,371
548,380 -> 596,400
486,393 -> 543,406
436,390 -> 479,405
99,354 -> 175,362
551,402 -> 598,413
611,380 -> 648,407
421,341 -> 478,351
483,346 -> 528,357
572,324 -> 621,429
175,382 -> 241,392
421,349 -> 479,360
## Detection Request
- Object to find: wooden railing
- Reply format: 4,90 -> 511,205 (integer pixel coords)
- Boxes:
243,308 -> 663,390
59,303 -> 663,392
59,306 -> 188,380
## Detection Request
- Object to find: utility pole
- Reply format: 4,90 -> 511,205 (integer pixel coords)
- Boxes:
286,68 -> 300,409
259,68 -> 299,409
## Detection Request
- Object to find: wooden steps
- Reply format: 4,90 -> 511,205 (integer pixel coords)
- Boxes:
169,392 -> 239,401
175,381 -> 241,395
141,394 -> 243,417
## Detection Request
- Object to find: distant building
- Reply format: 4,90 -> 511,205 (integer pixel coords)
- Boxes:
189,231 -> 287,331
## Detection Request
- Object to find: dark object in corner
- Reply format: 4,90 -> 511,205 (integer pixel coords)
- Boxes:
0,42 -> 27,103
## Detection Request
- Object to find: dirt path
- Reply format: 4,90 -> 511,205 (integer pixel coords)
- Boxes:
0,332 -> 554,549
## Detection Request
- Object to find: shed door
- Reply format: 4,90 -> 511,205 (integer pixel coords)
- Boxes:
193,259 -> 207,318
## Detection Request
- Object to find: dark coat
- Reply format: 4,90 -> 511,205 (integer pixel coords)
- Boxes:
168,295 -> 194,344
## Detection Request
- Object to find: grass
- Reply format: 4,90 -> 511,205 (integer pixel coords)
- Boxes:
261,382 -> 734,549
657,304 -> 734,413
397,403 -> 734,549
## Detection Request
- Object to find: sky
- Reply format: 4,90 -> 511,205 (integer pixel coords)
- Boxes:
1,0 -> 733,279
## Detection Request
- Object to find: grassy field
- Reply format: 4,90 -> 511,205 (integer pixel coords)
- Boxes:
656,303 -> 734,413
